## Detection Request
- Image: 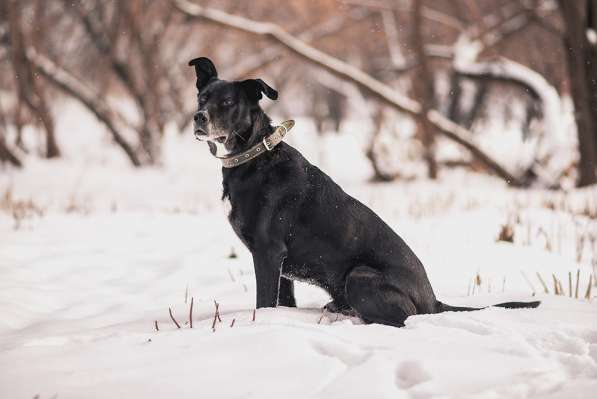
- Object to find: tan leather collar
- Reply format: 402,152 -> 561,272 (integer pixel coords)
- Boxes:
216,120 -> 295,168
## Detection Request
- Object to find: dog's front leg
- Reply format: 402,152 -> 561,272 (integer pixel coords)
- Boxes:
278,277 -> 297,307
252,246 -> 286,308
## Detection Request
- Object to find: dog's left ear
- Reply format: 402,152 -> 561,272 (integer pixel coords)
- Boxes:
240,79 -> 278,102
188,57 -> 218,91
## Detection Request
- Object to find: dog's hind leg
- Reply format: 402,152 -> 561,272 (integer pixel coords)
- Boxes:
345,266 -> 416,327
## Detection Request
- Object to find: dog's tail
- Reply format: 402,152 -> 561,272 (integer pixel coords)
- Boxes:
438,300 -> 540,312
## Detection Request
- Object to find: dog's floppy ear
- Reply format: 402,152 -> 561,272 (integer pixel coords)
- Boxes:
240,79 -> 278,102
188,57 -> 218,90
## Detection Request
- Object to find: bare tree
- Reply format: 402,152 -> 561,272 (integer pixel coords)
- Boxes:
411,0 -> 437,179
0,0 -> 590,188
174,0 -> 522,185
0,104 -> 22,167
5,0 -> 60,159
558,0 -> 597,186
26,49 -> 142,167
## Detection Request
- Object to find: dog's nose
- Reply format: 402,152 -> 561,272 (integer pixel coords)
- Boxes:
194,111 -> 209,123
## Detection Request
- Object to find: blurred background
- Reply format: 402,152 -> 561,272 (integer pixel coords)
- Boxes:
1,3 -> 597,396
0,0 -> 596,189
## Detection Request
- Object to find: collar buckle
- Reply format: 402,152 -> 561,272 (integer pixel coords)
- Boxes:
262,137 -> 274,151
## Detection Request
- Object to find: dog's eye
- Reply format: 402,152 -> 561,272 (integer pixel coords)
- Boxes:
222,99 -> 234,107
199,96 -> 207,106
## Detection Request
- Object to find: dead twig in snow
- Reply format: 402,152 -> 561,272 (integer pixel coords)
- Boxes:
521,271 -> 536,295
154,320 -> 159,332
586,275 -> 593,300
230,318 -> 235,328
552,274 -> 561,295
169,307 -> 181,329
575,269 -> 580,299
212,300 -> 221,332
318,308 -> 327,324
536,272 -> 549,294
214,300 -> 222,322
252,309 -> 256,322
189,297 -> 194,329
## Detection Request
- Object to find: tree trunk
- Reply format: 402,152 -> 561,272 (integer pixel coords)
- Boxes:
0,104 -> 22,167
26,49 -> 143,167
6,0 -> 60,159
559,0 -> 597,186
411,0 -> 438,179
587,0 -> 597,157
0,134 -> 22,167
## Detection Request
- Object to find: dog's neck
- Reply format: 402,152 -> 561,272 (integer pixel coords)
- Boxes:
208,108 -> 274,158
219,109 -> 280,201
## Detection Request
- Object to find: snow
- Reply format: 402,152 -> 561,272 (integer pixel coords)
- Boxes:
452,33 -> 575,185
1,102 -> 596,398
588,29 -> 597,45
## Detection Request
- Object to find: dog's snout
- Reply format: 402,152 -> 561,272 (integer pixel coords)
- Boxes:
194,111 -> 209,124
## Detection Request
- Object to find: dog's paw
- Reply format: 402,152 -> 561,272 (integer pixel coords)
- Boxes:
324,301 -> 359,317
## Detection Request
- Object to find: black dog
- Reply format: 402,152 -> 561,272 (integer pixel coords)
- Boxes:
189,57 -> 539,327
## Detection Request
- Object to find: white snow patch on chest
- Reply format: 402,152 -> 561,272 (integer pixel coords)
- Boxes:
222,196 -> 232,215
212,141 -> 231,157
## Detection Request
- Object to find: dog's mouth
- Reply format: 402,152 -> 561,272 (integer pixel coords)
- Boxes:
194,129 -> 227,144
194,128 -> 207,139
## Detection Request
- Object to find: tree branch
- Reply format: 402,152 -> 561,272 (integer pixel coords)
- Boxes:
26,48 -> 142,167
179,6 -> 374,130
174,0 -> 522,185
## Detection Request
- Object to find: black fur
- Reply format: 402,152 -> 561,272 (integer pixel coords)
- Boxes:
189,57 -> 540,327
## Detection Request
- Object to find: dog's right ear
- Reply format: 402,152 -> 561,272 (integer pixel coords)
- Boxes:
188,57 -> 218,91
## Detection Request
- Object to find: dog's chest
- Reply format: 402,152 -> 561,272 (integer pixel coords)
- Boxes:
224,188 -> 264,249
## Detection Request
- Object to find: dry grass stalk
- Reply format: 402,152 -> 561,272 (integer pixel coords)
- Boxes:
586,275 -> 593,300
577,234 -> 586,263
189,297 -> 194,329
575,269 -> 580,298
569,272 -> 572,297
212,304 -> 219,332
318,308 -> 326,324
497,224 -> 514,243
230,318 -> 236,327
552,274 -> 560,295
154,320 -> 159,331
536,272 -> 549,294
169,307 -> 181,329
227,268 -> 236,282
214,300 -> 222,322
521,271 -> 536,295
252,309 -> 256,322
537,228 -> 552,252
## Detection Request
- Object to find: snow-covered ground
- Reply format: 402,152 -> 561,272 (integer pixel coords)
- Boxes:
0,103 -> 596,398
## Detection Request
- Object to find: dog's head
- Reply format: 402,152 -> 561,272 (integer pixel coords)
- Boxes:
188,57 -> 278,155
